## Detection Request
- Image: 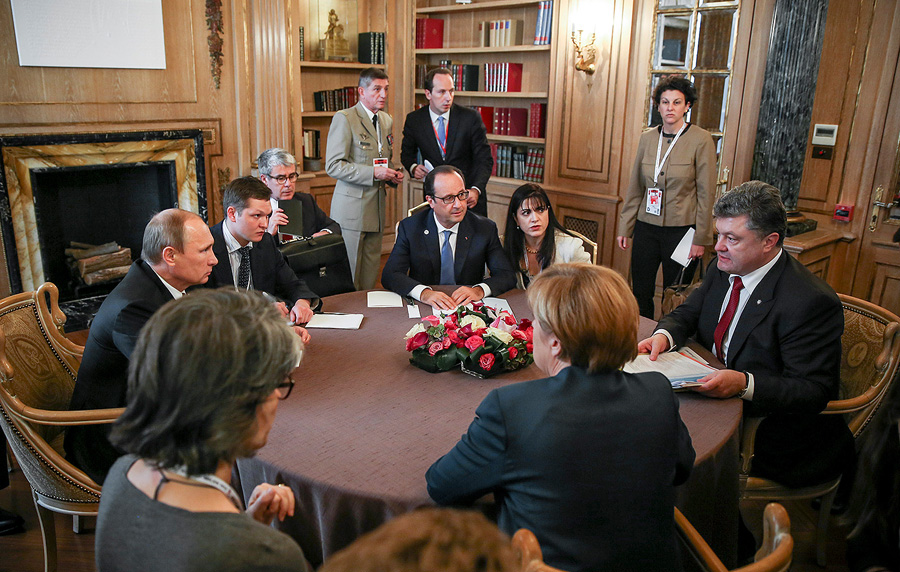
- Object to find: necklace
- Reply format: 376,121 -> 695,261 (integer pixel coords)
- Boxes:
525,245 -> 539,254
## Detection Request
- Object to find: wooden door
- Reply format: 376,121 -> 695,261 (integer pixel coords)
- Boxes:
850,3 -> 900,315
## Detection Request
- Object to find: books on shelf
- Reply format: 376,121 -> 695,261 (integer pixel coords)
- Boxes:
490,144 -> 545,182
358,32 -> 385,65
483,62 -> 523,92
533,1 -> 554,46
475,106 -> 545,139
478,20 -> 523,47
529,103 -> 547,138
302,129 -> 321,159
415,63 -> 479,91
313,87 -> 359,112
416,18 -> 444,49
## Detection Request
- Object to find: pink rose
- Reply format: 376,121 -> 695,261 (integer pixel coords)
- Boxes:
511,330 -> 527,341
504,315 -> 517,326
508,346 -> 518,359
406,331 -> 429,352
524,327 -> 533,342
447,330 -> 461,344
428,341 -> 444,356
526,342 -> 533,353
444,320 -> 457,331
442,337 -> 452,349
479,353 -> 495,371
422,315 -> 441,327
465,335 -> 485,351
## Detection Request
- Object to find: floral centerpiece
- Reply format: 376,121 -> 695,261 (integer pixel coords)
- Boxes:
403,302 -> 534,378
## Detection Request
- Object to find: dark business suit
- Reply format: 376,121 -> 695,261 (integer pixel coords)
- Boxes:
206,222 -> 318,306
427,366 -> 695,572
401,104 -> 493,216
657,251 -> 855,486
66,260 -> 174,484
274,192 -> 341,240
380,209 -> 515,297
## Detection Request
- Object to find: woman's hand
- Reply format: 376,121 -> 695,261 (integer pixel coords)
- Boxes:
689,244 -> 705,259
616,236 -> 629,250
247,483 -> 295,525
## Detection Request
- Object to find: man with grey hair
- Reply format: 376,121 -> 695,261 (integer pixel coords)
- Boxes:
639,181 -> 854,492
65,208 -> 217,484
257,147 -> 340,240
326,67 -> 404,290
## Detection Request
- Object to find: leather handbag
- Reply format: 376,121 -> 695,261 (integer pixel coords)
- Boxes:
661,260 -> 706,316
279,234 -> 355,297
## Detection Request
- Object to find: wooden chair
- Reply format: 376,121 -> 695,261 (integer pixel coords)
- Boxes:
675,503 -> 793,572
0,282 -> 123,572
407,201 -> 430,218
740,294 -> 900,566
565,229 -> 598,265
511,528 -> 570,572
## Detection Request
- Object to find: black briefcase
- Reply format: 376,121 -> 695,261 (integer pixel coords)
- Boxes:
279,234 -> 355,297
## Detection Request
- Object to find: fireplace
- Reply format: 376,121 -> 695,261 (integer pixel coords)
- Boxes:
0,130 -> 207,326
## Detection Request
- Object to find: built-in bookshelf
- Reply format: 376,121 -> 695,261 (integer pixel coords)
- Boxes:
412,0 -> 555,186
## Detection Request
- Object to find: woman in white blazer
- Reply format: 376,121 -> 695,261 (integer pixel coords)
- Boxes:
503,184 -> 590,289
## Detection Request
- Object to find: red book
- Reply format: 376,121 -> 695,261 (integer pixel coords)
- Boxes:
507,108 -> 528,137
529,103 -> 547,138
489,143 -> 499,176
493,107 -> 502,134
416,18 -> 424,49
417,18 -> 444,49
506,63 -> 523,92
476,106 -> 494,134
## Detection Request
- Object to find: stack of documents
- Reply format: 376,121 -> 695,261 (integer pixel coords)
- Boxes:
623,350 -> 716,390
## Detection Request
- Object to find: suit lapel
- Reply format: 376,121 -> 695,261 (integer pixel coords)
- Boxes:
211,224 -> 235,286
726,252 -> 786,364
443,104 -> 459,159
454,214 -> 473,281
423,213 -> 441,280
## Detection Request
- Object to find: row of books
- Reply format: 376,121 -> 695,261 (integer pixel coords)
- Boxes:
533,1 -> 554,46
491,144 -> 545,182
313,87 -> 358,112
474,104 -> 546,138
437,63 -> 480,92
484,62 -> 523,92
302,129 -> 321,159
477,20 -> 524,47
416,18 -> 444,49
358,32 -> 386,65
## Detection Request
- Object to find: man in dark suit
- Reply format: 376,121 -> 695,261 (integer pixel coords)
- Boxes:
381,165 -> 515,309
206,176 -> 318,335
401,68 -> 493,216
65,209 -> 218,484
258,147 -> 341,240
640,181 -> 855,488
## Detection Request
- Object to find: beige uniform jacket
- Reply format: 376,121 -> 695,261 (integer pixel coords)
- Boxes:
617,124 -> 717,246
326,102 -> 396,233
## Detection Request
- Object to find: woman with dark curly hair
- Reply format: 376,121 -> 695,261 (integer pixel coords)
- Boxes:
503,183 -> 590,288
616,76 -> 717,318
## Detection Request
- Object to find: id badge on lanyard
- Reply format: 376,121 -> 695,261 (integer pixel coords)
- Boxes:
646,123 -> 686,216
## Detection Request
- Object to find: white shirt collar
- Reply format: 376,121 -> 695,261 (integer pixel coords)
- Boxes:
361,103 -> 376,122
433,211 -> 460,234
149,266 -> 185,299
222,221 -> 252,255
428,107 -> 450,125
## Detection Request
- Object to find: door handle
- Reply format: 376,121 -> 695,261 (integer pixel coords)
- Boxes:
869,186 -> 891,231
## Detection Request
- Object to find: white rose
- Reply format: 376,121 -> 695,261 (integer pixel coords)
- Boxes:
404,323 -> 426,339
460,315 -> 487,330
485,327 -> 514,344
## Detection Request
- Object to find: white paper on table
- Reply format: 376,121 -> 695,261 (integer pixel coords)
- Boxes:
422,160 -> 435,173
678,347 -> 709,365
622,350 -> 716,390
669,227 -> 695,268
367,291 -> 403,308
482,297 -> 515,320
305,313 -> 364,329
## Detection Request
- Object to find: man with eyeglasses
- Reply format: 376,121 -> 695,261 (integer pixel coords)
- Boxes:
257,148 -> 340,241
326,67 -> 404,290
382,165 -> 515,309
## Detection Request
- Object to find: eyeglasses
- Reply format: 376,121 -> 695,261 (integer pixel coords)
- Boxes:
432,190 -> 470,205
266,172 -> 300,185
274,375 -> 295,400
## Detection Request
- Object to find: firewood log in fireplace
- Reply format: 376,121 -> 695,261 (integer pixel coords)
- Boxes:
83,265 -> 131,285
64,241 -> 121,260
76,248 -> 132,277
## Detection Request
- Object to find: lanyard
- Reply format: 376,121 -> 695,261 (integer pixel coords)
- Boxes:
654,123 -> 687,185
169,466 -> 244,510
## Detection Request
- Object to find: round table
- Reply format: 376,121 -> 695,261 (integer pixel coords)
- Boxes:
234,290 -> 741,567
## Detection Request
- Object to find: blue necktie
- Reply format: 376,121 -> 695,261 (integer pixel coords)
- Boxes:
440,230 -> 455,285
436,116 -> 446,158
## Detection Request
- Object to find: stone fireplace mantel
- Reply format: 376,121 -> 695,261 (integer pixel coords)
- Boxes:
0,130 -> 207,295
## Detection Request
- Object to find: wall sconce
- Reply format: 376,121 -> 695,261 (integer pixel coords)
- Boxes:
571,29 -> 597,76
570,1 -> 609,91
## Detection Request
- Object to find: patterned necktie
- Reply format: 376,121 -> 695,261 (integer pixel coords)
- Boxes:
440,230 -> 455,285
237,246 -> 251,290
714,276 -> 744,363
436,116 -> 446,157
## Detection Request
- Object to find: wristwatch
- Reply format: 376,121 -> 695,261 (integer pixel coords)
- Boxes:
737,371 -> 750,399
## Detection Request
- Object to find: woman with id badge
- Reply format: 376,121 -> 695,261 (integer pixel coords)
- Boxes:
616,76 -> 716,319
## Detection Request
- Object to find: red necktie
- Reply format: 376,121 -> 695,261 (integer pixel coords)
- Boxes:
714,276 -> 744,363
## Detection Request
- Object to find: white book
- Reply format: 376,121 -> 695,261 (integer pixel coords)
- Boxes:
534,1 -> 544,45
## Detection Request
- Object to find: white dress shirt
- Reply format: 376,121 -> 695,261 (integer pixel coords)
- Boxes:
150,267 -> 186,299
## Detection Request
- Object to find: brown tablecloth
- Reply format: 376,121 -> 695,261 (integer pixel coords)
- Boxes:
234,290 -> 740,567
